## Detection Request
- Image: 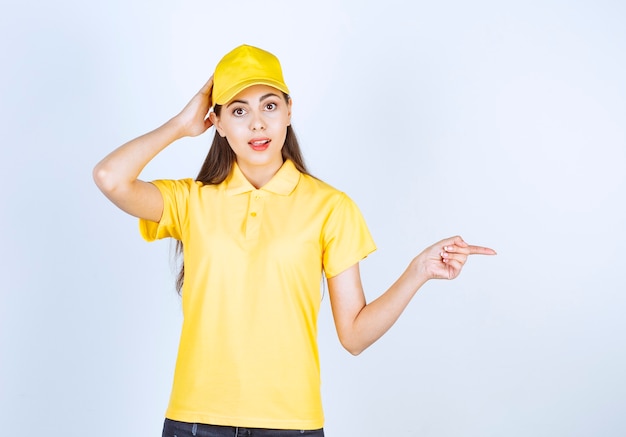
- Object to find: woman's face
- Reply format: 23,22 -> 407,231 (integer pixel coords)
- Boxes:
211,84 -> 292,174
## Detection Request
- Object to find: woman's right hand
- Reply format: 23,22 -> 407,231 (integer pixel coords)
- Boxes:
94,76 -> 217,221
174,76 -> 215,138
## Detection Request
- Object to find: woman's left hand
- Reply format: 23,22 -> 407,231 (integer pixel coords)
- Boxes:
416,235 -> 497,280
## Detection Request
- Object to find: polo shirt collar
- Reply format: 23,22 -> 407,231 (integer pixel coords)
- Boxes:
225,159 -> 301,196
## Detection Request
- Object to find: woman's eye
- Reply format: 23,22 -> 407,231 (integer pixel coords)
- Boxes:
233,108 -> 246,116
265,102 -> 277,111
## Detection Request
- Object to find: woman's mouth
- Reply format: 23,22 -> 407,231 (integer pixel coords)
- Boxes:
248,138 -> 271,151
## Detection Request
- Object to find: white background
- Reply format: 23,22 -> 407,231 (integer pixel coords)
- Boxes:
1,1 -> 625,435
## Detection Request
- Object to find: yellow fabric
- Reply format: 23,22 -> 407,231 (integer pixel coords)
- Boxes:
212,44 -> 289,106
139,160 -> 376,430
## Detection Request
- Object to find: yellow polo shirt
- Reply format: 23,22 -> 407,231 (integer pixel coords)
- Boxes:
139,159 -> 376,430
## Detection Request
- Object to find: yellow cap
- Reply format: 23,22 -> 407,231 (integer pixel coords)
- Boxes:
212,45 -> 290,106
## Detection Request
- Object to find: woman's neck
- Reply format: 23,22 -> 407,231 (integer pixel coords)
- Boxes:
238,159 -> 284,189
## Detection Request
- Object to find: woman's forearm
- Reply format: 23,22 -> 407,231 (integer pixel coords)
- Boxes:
93,117 -> 184,194
93,77 -> 214,220
330,236 -> 496,355
92,117 -> 187,220
333,258 -> 428,355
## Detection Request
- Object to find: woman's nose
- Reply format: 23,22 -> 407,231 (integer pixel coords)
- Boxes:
250,112 -> 265,130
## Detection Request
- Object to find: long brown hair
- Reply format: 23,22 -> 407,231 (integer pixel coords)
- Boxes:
174,94 -> 310,294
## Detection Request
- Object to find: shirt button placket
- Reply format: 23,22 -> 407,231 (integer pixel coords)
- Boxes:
246,191 -> 263,240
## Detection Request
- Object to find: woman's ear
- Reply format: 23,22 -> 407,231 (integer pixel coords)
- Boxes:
287,98 -> 293,126
209,112 -> 226,137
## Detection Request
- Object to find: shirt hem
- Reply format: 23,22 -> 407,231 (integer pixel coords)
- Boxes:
165,409 -> 324,430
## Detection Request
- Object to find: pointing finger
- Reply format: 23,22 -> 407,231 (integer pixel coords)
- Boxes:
468,245 -> 497,255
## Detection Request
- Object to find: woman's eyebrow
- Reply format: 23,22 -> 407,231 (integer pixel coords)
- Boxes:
226,99 -> 248,108
227,93 -> 280,108
226,93 -> 278,108
259,92 -> 280,101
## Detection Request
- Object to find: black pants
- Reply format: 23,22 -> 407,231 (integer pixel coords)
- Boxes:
162,419 -> 325,437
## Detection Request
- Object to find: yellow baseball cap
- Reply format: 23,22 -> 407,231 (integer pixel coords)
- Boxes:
212,44 -> 290,106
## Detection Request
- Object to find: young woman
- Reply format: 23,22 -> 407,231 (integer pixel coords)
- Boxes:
93,44 -> 496,437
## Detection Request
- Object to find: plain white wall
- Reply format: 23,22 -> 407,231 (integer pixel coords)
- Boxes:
1,1 -> 625,436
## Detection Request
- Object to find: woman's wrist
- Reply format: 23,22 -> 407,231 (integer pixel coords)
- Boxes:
408,253 -> 431,287
165,114 -> 189,140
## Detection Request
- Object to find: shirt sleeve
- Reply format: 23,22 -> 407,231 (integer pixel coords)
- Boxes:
138,178 -> 194,242
322,192 -> 377,278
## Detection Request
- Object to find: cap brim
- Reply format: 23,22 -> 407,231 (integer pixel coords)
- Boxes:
213,78 -> 290,106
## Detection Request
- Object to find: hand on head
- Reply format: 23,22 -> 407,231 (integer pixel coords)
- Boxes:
418,235 -> 496,280
175,75 -> 215,138
174,45 -> 289,140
